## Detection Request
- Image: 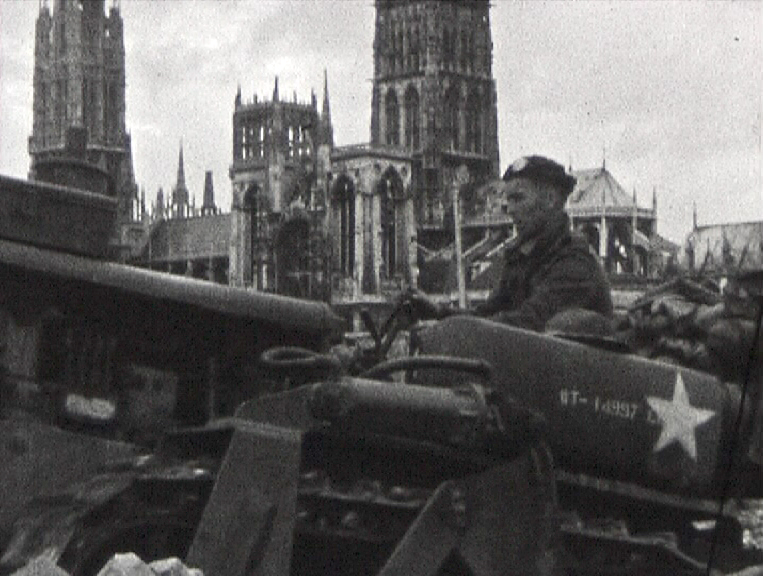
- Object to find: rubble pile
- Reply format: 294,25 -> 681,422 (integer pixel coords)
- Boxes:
616,276 -> 763,552
740,501 -> 763,551
616,276 -> 760,385
9,554 -> 203,576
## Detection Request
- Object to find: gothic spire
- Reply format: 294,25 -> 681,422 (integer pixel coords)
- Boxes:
652,186 -> 657,213
177,141 -> 186,190
155,187 -> 165,220
273,76 -> 279,102
322,69 -> 331,123
173,141 -> 189,217
693,201 -> 698,230
321,69 -> 334,147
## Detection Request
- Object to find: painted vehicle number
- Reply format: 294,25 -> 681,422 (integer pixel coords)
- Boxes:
560,388 -> 640,421
595,397 -> 639,420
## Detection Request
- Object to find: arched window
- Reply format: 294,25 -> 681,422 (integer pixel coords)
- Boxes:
385,89 -> 400,146
333,177 -> 355,277
420,21 -> 427,69
276,218 -> 311,298
386,27 -> 394,74
443,28 -> 452,68
404,87 -> 420,150
411,27 -> 420,71
396,28 -> 404,73
465,91 -> 482,153
445,87 -> 460,151
406,29 -> 412,70
468,32 -> 475,72
379,169 -> 404,278
460,29 -> 468,71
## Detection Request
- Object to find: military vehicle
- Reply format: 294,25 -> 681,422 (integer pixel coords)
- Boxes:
0,143 -> 761,575
0,138 -> 342,571
2,290 -> 761,576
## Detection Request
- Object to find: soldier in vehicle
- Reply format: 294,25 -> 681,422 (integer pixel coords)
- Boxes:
404,155 -> 613,332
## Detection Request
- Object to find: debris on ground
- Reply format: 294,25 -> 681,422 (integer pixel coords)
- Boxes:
616,276 -> 760,384
8,554 -> 203,576
741,500 -> 763,550
9,556 -> 69,576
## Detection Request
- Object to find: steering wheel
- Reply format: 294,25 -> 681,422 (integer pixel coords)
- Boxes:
259,294 -> 439,381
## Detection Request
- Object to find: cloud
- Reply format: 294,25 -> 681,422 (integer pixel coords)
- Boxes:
0,0 -> 759,245
493,0 -> 761,242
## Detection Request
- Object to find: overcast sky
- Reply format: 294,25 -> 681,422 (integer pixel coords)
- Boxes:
0,0 -> 760,243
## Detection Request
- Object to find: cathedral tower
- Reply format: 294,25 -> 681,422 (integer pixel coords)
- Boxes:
229,81 -> 331,291
370,0 -> 500,229
29,0 -> 137,223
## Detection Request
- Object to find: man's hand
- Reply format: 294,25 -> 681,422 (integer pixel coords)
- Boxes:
399,289 -> 444,321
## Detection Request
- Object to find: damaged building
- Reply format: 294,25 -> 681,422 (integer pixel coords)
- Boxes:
29,0 -> 138,240
129,0 -> 505,327
28,0 -> 670,327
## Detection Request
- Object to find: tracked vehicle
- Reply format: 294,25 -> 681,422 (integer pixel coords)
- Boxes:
0,143 -> 342,568
0,145 -> 762,575
4,295 -> 761,576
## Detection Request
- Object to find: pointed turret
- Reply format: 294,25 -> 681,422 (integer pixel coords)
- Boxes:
177,143 -> 186,189
693,201 -> 698,230
273,76 -> 279,102
172,142 -> 190,218
320,69 -> 334,147
155,187 -> 165,220
322,70 -> 331,121
651,186 -> 658,236
631,186 -> 638,243
202,170 -> 217,216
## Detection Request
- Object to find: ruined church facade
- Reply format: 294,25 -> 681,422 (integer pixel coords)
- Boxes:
325,0 -> 503,316
227,79 -> 333,300
142,0 -> 504,320
370,0 -> 500,230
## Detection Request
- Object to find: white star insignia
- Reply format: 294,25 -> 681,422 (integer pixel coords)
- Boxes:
646,372 -> 716,461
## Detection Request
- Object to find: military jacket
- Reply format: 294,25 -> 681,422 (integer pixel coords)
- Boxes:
475,212 -> 613,331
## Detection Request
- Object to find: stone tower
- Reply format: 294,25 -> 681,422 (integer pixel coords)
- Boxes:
29,0 -> 137,223
370,0 -> 500,231
228,79 -> 332,292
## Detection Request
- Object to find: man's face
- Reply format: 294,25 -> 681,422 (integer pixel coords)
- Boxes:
501,177 -> 557,236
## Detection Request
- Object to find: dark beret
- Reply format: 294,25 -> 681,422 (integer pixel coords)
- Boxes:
502,155 -> 577,197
